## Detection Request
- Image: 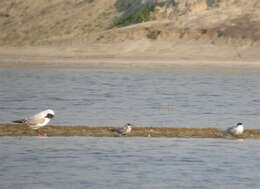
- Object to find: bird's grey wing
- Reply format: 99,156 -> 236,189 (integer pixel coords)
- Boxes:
223,126 -> 236,135
25,117 -> 45,125
120,127 -> 128,135
219,127 -> 232,134
110,128 -> 123,134
116,129 -> 123,134
12,119 -> 26,124
31,112 -> 45,120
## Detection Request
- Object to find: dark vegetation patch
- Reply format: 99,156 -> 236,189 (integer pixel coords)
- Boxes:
210,15 -> 260,41
112,0 -> 155,27
146,29 -> 161,40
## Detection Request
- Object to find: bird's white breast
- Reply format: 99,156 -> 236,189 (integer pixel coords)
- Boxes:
126,127 -> 132,133
235,125 -> 244,135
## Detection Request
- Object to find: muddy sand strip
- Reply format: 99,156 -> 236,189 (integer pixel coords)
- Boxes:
1,124 -> 260,138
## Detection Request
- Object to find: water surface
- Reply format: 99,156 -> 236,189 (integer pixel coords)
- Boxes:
0,137 -> 259,189
0,66 -> 260,128
1,65 -> 260,188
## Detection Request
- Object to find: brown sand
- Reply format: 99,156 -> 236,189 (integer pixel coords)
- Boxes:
0,41 -> 260,72
1,124 -> 260,139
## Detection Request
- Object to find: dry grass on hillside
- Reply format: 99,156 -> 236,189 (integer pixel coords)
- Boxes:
0,0 -> 119,45
0,0 -> 259,46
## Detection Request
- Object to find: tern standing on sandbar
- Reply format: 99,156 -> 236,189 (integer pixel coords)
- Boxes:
12,109 -> 55,136
111,123 -> 133,136
222,122 -> 244,137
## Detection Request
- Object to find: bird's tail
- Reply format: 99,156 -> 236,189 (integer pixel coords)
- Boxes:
109,128 -> 118,132
218,128 -> 228,134
12,119 -> 26,124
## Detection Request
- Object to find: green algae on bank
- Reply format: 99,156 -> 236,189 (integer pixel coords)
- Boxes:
1,124 -> 260,139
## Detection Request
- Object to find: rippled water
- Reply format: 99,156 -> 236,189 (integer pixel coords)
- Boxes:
0,137 -> 259,189
1,66 -> 260,128
1,65 -> 260,188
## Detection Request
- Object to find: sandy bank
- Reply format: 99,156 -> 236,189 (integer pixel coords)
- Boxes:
1,124 -> 260,139
0,41 -> 260,71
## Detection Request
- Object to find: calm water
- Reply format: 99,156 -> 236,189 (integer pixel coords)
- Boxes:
0,66 -> 260,128
0,137 -> 259,189
1,66 -> 260,188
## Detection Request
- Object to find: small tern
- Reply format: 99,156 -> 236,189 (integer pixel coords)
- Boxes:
110,123 -> 133,136
222,122 -> 244,137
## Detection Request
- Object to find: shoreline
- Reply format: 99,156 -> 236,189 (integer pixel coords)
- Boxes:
1,124 -> 260,138
1,54 -> 260,71
0,43 -> 260,71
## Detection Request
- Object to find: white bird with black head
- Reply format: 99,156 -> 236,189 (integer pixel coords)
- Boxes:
12,109 -> 55,136
223,122 -> 244,137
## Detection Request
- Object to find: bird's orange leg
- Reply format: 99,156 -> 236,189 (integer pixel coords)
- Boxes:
36,129 -> 43,136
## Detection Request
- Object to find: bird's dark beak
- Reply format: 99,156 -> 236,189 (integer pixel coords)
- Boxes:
46,113 -> 55,119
